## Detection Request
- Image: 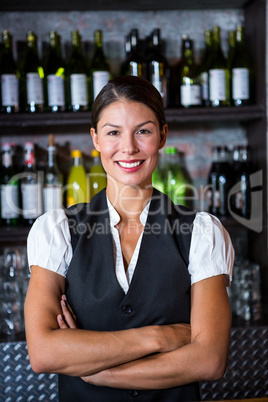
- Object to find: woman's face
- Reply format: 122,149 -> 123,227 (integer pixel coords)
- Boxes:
91,100 -> 167,192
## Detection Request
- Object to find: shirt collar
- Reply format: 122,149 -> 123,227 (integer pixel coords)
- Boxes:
106,195 -> 151,227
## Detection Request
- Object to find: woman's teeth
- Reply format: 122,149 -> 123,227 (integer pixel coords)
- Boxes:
117,161 -> 143,168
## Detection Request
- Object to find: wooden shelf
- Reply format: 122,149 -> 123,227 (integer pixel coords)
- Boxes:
0,226 -> 30,243
0,0 -> 253,12
0,105 -> 265,130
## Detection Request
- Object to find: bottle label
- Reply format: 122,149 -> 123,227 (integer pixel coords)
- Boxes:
0,184 -> 19,218
1,74 -> 19,107
70,74 -> 88,106
180,84 -> 201,106
200,72 -> 208,101
26,73 -> 44,104
232,68 -> 249,100
129,61 -> 142,77
47,75 -> 65,106
21,183 -> 42,219
93,71 -> 110,100
43,186 -> 62,212
209,69 -> 226,101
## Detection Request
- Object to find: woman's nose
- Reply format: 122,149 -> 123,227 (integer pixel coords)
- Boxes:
121,134 -> 139,154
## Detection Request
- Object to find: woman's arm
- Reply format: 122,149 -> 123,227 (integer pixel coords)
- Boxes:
80,275 -> 231,389
24,265 -> 191,377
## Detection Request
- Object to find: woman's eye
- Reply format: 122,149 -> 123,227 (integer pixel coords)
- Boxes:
137,129 -> 150,134
108,131 -> 119,136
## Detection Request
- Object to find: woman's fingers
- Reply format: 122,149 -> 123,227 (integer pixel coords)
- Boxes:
59,295 -> 78,329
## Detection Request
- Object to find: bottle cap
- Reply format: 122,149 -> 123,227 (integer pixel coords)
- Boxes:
71,150 -> 82,158
91,149 -> 100,157
25,142 -> 34,149
164,146 -> 177,155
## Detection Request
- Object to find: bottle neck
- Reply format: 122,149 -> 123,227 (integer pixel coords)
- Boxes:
2,150 -> 12,168
47,146 -> 57,167
24,148 -> 35,168
73,156 -> 82,167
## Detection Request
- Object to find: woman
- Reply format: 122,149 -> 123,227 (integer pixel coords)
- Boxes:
25,75 -> 234,401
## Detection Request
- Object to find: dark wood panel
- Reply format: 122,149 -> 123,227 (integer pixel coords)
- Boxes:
0,0 -> 253,12
0,106 -> 265,129
0,226 -> 30,243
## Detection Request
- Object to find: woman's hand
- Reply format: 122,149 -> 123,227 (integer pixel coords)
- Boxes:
57,295 -> 78,329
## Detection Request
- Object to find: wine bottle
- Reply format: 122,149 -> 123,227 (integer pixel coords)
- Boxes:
22,31 -> 45,112
162,146 -> 186,206
231,145 -> 251,217
0,143 -> 20,226
231,25 -> 252,106
121,33 -> 131,76
227,30 -> 236,105
43,134 -> 63,212
148,28 -> 169,108
0,30 -> 19,113
91,30 -> 110,101
126,29 -> 147,78
46,31 -> 66,112
199,30 -> 212,107
67,150 -> 88,207
68,31 -> 89,111
179,34 -> 201,108
21,142 -> 42,225
89,149 -> 106,200
208,26 -> 229,107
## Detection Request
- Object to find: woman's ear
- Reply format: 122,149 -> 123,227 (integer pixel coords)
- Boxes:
90,128 -> 101,152
159,124 -> 168,150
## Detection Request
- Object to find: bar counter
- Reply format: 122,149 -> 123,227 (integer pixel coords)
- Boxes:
1,322 -> 268,401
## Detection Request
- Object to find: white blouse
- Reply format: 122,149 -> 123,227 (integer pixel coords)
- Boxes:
27,198 -> 234,294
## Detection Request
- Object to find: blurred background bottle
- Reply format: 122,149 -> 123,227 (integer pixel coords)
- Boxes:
199,30 -> 212,107
125,29 -> 147,78
89,149 -> 106,200
147,28 -> 169,108
43,134 -> 63,212
21,31 -> 44,112
162,146 -> 186,206
207,145 -> 231,216
46,31 -> 66,112
91,30 -> 110,102
231,25 -> 252,106
0,143 -> 20,227
179,34 -> 201,108
67,149 -> 88,207
0,30 -> 19,113
208,26 -> 229,107
152,153 -> 165,193
21,142 -> 42,225
68,30 -> 89,111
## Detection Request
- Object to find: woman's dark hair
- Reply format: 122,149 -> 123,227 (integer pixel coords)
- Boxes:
91,76 -> 166,131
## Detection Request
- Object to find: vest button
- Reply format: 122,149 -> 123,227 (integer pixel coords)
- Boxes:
122,305 -> 133,314
129,390 -> 139,397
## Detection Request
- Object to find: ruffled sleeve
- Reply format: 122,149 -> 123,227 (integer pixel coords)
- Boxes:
27,209 -> 73,277
188,212 -> 234,286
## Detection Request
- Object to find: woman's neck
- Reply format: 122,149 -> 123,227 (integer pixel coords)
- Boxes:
106,183 -> 153,222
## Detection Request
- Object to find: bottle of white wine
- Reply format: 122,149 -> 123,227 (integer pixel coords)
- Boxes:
43,134 -> 63,212
0,30 -> 19,113
231,25 -> 252,106
22,31 -> 45,112
68,30 -> 89,111
91,30 -> 110,101
179,34 -> 201,108
126,29 -> 147,78
199,30 -> 212,107
208,26 -> 229,107
148,28 -> 169,108
46,31 -> 66,112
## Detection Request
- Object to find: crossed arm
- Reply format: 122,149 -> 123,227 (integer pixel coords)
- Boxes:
24,265 -> 231,389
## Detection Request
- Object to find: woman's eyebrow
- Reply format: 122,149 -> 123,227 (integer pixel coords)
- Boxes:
101,120 -> 156,129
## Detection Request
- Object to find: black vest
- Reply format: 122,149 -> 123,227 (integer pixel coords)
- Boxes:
59,189 -> 200,401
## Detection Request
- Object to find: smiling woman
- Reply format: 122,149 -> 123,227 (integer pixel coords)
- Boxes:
24,76 -> 234,402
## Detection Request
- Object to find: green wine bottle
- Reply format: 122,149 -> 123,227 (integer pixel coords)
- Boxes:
22,31 -> 45,112
46,31 -> 66,112
91,30 -> 110,101
68,30 -> 89,111
208,26 -> 229,107
199,30 -> 212,107
126,29 -> 146,78
231,25 -> 252,106
227,30 -> 236,105
0,30 -> 19,113
148,28 -> 169,108
179,34 -> 201,108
